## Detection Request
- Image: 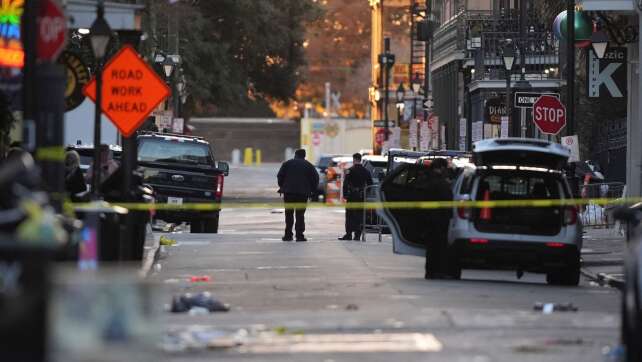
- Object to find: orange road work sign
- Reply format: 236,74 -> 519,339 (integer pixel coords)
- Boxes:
83,45 -> 170,137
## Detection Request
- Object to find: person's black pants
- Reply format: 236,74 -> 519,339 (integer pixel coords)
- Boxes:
284,193 -> 308,237
345,200 -> 364,235
425,229 -> 448,278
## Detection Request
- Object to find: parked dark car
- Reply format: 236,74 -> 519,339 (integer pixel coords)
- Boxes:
137,132 -> 229,233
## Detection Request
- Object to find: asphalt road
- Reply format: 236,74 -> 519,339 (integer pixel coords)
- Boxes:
151,164 -> 621,361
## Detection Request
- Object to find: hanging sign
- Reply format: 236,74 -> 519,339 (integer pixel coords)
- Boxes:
588,47 -> 627,98
484,97 -> 506,124
0,0 -> 24,68
59,51 -> 90,111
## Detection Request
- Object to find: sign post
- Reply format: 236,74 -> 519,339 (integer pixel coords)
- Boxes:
532,95 -> 566,135
29,0 -> 68,210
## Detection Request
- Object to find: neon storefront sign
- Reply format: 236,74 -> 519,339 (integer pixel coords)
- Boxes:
0,0 -> 24,68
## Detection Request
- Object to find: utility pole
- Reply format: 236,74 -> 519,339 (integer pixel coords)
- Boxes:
22,0 -> 38,153
566,0 -> 575,136
24,0 -> 66,210
424,0 -> 431,116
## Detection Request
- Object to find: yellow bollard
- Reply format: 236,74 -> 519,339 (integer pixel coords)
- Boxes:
243,147 -> 253,166
255,149 -> 262,166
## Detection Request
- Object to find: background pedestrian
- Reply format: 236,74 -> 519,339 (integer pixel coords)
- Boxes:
277,149 -> 319,241
339,153 -> 372,240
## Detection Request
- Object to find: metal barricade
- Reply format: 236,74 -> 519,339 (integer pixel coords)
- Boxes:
361,184 -> 387,242
579,182 -> 625,228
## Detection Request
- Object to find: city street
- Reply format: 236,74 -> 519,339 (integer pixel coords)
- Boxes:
151,165 -> 621,361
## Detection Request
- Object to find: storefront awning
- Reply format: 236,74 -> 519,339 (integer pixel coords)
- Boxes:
579,0 -> 634,11
66,0 -> 145,30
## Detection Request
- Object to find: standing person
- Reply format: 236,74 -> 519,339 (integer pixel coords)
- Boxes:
64,150 -> 87,201
86,144 -> 119,187
277,149 -> 319,242
339,153 -> 372,240
423,158 -> 455,279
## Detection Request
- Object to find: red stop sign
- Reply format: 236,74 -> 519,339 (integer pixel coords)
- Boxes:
37,0 -> 68,62
533,95 -> 566,135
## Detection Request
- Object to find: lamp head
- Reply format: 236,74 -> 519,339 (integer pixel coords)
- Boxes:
89,5 -> 112,60
590,31 -> 609,59
163,57 -> 175,78
502,43 -> 515,71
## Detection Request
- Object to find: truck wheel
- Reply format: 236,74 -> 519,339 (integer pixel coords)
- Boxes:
190,220 -> 203,233
203,215 -> 219,233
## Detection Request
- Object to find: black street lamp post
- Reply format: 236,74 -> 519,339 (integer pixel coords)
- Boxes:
502,43 -> 515,137
162,56 -> 176,114
378,37 -> 395,143
566,0 -> 575,136
396,83 -> 405,129
89,0 -> 112,196
411,72 -> 422,119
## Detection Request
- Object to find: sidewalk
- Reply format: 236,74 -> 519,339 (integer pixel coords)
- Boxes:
580,227 -> 625,289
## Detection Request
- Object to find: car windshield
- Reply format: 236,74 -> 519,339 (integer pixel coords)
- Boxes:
477,172 -> 564,200
138,138 -> 213,165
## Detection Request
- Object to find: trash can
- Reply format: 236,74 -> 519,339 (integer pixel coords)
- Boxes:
75,203 -> 129,264
0,242 -> 54,362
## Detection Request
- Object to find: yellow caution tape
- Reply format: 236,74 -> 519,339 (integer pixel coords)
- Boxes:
68,197 -> 641,212
35,146 -> 66,162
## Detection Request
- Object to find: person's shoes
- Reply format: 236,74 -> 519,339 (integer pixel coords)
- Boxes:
295,235 -> 307,242
338,234 -> 352,241
282,235 -> 293,241
353,233 -> 362,240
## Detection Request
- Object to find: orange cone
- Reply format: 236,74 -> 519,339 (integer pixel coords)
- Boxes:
480,190 -> 492,220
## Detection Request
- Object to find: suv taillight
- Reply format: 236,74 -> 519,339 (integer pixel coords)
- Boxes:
563,206 -> 577,225
215,174 -> 224,199
457,207 -> 471,219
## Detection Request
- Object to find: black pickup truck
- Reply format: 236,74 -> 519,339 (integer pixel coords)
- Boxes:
137,132 -> 229,233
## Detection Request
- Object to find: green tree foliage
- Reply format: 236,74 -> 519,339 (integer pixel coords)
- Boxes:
147,0 -> 321,117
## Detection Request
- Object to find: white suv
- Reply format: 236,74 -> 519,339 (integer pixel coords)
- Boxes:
449,138 -> 582,285
378,138 -> 582,286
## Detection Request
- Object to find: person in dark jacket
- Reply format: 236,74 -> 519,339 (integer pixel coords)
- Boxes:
422,158 -> 455,279
339,153 -> 373,240
277,149 -> 319,241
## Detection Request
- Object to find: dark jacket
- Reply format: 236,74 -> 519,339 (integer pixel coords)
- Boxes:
65,167 -> 87,198
422,170 -> 453,235
343,164 -> 373,201
277,157 -> 319,196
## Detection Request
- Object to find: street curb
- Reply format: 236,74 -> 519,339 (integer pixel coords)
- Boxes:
581,259 -> 624,267
581,268 -> 624,290
140,222 -> 160,278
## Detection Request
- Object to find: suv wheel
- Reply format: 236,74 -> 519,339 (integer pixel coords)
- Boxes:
546,258 -> 580,286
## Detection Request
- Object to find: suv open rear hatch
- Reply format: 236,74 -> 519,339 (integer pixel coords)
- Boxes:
473,138 -> 570,170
